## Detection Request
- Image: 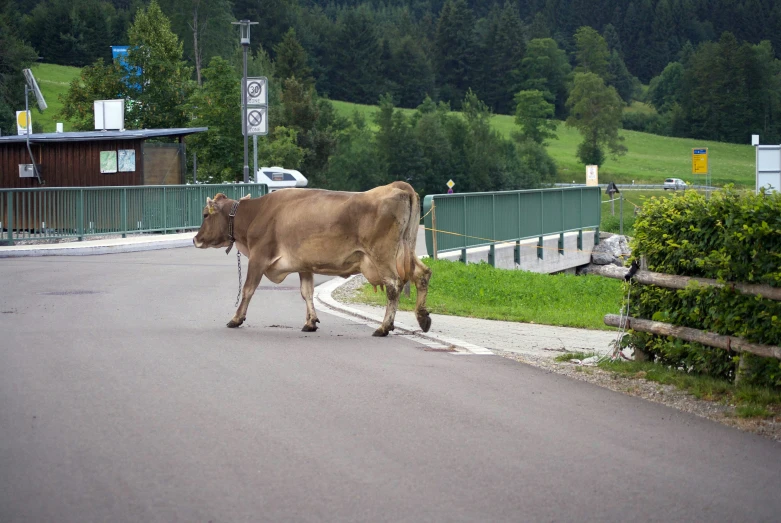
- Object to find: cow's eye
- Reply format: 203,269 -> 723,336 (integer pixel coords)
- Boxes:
203,213 -> 208,218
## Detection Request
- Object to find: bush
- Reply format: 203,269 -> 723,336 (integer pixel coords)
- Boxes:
627,189 -> 781,387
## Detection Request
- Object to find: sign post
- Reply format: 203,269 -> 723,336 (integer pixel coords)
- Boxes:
692,147 -> 709,195
585,165 -> 598,186
243,76 -> 268,183
21,68 -> 46,184
233,20 -> 259,183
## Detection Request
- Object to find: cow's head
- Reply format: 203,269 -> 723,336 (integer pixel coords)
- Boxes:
193,193 -> 232,249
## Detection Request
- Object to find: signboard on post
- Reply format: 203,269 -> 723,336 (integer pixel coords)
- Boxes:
692,148 -> 708,174
245,77 -> 268,105
243,76 -> 268,136
16,111 -> 30,135
244,106 -> 268,136
585,165 -> 598,186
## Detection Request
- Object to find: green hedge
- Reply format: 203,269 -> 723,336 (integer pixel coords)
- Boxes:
627,189 -> 781,387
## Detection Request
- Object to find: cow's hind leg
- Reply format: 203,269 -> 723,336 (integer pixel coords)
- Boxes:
410,258 -> 432,332
373,276 -> 403,337
299,272 -> 320,332
228,258 -> 265,328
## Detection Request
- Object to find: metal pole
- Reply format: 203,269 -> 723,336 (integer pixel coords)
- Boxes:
193,152 -> 197,184
431,201 -> 438,260
253,134 -> 258,183
24,86 -> 42,184
242,43 -> 249,184
619,195 -> 624,235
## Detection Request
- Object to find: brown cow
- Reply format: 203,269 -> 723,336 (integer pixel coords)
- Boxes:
193,181 -> 432,337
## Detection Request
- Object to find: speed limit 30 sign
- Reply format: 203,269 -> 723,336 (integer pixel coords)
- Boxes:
245,77 -> 268,105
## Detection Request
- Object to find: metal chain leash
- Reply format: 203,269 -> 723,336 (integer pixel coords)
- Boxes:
235,250 -> 242,307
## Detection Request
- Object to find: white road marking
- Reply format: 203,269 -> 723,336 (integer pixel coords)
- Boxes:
314,276 -> 494,356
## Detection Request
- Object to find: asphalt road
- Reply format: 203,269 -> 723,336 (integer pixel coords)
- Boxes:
1,248 -> 779,523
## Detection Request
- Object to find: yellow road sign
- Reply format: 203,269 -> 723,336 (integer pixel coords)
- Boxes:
692,148 -> 708,174
16,110 -> 31,135
446,179 -> 455,189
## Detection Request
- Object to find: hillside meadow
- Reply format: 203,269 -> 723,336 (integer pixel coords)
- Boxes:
30,64 -> 756,189
331,100 -> 756,188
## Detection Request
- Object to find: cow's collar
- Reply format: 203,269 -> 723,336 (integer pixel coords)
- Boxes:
225,200 -> 241,255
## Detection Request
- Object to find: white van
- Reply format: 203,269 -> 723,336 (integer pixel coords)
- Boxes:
256,167 -> 308,192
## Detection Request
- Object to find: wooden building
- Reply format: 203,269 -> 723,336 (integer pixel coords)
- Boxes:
0,128 -> 207,188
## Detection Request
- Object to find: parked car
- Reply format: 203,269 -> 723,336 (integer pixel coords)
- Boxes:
663,178 -> 687,190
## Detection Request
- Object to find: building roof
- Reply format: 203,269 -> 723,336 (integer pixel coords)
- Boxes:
0,127 -> 208,144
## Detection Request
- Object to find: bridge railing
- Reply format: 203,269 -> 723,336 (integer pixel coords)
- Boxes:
0,183 -> 267,245
423,187 -> 602,262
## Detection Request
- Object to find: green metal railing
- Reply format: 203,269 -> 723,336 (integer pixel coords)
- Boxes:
423,187 -> 601,261
1,184 -> 268,245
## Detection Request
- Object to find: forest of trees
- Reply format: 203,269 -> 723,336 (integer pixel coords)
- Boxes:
2,0 -> 781,192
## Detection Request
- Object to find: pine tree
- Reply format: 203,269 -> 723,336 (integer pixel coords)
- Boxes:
158,0 -> 235,86
327,7 -> 381,104
434,0 -> 476,108
602,23 -> 623,59
483,1 -> 525,115
126,0 -> 194,129
574,26 -> 610,79
0,11 -> 38,136
520,38 -> 572,118
274,28 -> 314,89
607,50 -> 635,103
388,36 -> 434,108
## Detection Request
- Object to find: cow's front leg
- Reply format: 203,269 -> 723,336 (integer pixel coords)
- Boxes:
299,272 -> 320,332
228,258 -> 265,328
373,277 -> 402,337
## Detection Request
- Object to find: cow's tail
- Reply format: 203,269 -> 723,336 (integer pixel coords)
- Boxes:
397,187 -> 420,283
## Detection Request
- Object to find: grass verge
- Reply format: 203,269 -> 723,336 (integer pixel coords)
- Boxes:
354,258 -> 623,330
594,358 -> 781,419
555,352 -> 598,362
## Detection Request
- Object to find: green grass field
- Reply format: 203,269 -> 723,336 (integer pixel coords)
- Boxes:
331,100 -> 756,188
29,63 -> 81,133
354,258 -> 624,330
29,64 -> 756,188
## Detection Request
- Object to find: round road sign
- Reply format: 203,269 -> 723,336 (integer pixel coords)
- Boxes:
248,110 -> 263,127
247,80 -> 264,98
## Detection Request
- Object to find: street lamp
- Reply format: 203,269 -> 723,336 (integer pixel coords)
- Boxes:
232,19 -> 258,184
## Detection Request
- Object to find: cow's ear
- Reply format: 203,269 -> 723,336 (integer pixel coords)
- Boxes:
213,193 -> 227,201
240,194 -> 251,200
206,197 -> 217,214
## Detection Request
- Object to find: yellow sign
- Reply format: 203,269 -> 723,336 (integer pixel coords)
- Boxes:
692,148 -> 708,174
446,179 -> 455,189
16,110 -> 31,135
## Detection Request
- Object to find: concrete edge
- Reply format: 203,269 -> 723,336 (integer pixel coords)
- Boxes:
313,276 -> 494,355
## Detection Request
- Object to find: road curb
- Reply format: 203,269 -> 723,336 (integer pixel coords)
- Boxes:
314,276 -> 494,355
0,235 -> 196,258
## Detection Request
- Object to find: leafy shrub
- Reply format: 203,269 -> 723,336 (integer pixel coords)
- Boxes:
627,188 -> 781,387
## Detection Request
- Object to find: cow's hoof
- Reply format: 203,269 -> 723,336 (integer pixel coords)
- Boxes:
372,328 -> 389,337
302,324 -> 318,332
417,313 -> 432,333
227,318 -> 244,328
